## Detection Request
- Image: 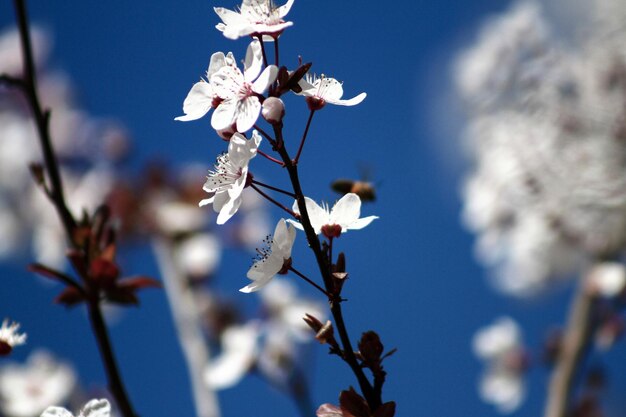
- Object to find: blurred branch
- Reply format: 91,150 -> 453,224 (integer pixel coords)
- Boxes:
7,1 -> 137,415
544,271 -> 596,417
152,239 -> 221,417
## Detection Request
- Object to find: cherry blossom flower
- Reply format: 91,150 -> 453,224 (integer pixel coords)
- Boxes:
288,193 -> 378,238
0,319 -> 26,356
210,40 -> 278,132
297,74 -> 366,110
0,350 -> 76,417
174,52 -> 235,122
214,0 -> 295,40
240,219 -> 295,293
473,317 -> 527,414
587,262 -> 626,297
204,323 -> 260,389
41,399 -> 110,417
199,131 -> 262,225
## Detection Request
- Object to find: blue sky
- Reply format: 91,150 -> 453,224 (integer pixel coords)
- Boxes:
3,1 -> 623,417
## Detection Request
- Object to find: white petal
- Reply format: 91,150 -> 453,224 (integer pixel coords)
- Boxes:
330,193 -> 361,227
175,82 -> 214,121
199,198 -> 213,207
277,0 -> 295,18
320,78 -> 344,101
331,92 -> 367,106
244,40 -> 263,83
80,399 -> 111,417
251,65 -> 278,94
216,186 -> 244,225
272,219 -> 295,256
246,254 -> 283,282
286,218 -> 304,230
211,100 -> 237,130
207,52 -> 227,79
346,215 -> 378,231
235,97 -> 262,133
211,66 -> 242,99
299,197 -> 328,234
41,407 -> 73,417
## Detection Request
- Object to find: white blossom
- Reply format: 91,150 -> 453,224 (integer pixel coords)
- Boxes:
457,0 -> 626,295
587,262 -> 626,297
211,40 -> 278,133
175,52 -> 236,122
204,323 -> 260,390
214,0 -> 295,40
240,219 -> 295,293
297,74 -> 366,109
199,131 -> 262,225
288,193 -> 378,238
473,317 -> 526,414
0,350 -> 76,417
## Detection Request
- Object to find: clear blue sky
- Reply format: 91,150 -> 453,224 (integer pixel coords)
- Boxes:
3,1 -> 624,417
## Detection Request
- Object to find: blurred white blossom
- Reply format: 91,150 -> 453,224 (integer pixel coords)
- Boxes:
457,0 -> 626,295
214,0 -> 295,40
473,317 -> 526,414
0,350 -> 76,417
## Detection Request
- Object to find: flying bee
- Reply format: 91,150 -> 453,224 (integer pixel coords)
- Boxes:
331,178 -> 377,202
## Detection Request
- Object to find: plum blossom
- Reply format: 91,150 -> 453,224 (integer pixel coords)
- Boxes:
0,350 -> 76,417
473,317 -> 527,414
40,399 -> 110,417
204,323 -> 260,389
214,0 -> 295,40
587,262 -> 626,297
288,193 -> 378,238
0,319 -> 26,355
199,131 -> 262,225
240,219 -> 295,293
211,40 -> 278,132
297,74 -> 366,110
175,52 -> 236,122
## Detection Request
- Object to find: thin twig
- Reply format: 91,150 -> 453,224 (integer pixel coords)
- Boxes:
250,183 -> 297,217
544,272 -> 596,417
252,179 -> 296,197
289,266 -> 331,297
293,110 -> 315,165
257,149 -> 285,166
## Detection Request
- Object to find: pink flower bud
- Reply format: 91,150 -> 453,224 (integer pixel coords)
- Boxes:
262,97 -> 285,124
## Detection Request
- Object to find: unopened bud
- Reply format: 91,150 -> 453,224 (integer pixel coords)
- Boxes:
303,313 -> 324,333
315,320 -> 335,345
29,163 -> 45,185
262,97 -> 285,124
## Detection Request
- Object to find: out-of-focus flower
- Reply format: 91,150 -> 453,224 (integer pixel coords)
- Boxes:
457,1 -> 626,295
0,350 -> 76,417
289,193 -> 378,239
473,317 -> 527,414
40,399 -> 110,417
297,74 -> 366,111
174,52 -> 235,122
587,262 -> 626,297
175,233 -> 221,278
0,26 -> 49,77
199,131 -> 261,225
210,40 -> 278,132
214,0 -> 295,40
0,319 -> 26,356
204,323 -> 260,389
240,219 -> 295,293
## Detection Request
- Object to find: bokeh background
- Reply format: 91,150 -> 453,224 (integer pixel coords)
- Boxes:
1,1 -> 624,416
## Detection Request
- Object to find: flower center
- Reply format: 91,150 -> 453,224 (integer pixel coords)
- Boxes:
0,341 -> 12,356
321,224 -> 342,239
